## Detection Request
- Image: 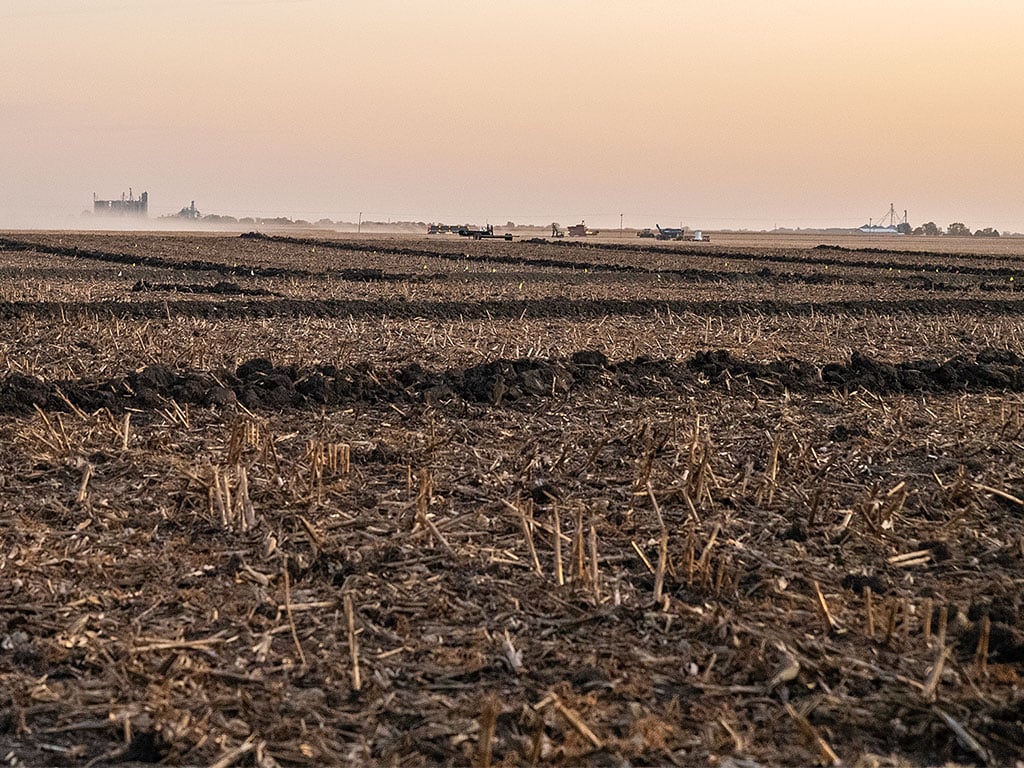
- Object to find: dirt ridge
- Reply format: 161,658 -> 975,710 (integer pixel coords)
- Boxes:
3,296 -> 1024,323
246,232 -> 1024,278
3,348 -> 1023,415
0,236 -> 437,284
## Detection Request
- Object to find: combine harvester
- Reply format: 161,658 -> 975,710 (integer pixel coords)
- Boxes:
567,221 -> 599,237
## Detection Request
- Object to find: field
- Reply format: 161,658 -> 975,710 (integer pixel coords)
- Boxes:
1,229 -> 1022,766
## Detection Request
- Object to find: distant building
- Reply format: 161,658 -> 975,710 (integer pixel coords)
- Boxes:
94,189 -> 148,217
858,203 -> 905,234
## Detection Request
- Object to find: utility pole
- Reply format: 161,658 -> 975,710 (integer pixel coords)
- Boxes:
358,212 -> 362,234
620,213 -> 623,236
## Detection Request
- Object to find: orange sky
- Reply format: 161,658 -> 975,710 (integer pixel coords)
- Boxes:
3,0 -> 1024,231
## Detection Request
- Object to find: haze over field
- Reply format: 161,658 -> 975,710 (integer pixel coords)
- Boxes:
3,0 -> 1023,231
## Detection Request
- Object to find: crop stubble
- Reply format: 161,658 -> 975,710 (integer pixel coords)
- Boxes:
0,231 -> 1022,766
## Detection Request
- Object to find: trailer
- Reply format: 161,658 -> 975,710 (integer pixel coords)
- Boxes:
457,225 -> 513,241
427,223 -> 462,234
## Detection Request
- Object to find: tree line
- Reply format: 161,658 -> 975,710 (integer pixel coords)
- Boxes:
908,221 -> 1001,237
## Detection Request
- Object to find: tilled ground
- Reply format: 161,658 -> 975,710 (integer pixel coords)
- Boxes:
0,231 -> 1023,767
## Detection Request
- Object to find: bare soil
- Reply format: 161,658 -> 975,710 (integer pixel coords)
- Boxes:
0,231 -> 1022,766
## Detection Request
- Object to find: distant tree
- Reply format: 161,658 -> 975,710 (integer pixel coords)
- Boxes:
896,221 -> 912,235
915,221 -> 941,236
974,227 -> 1000,237
947,222 -> 971,236
505,221 -> 516,229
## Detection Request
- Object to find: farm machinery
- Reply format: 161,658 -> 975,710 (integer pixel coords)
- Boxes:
567,221 -> 598,237
428,223 -> 513,240
457,224 -> 513,241
653,225 -> 710,242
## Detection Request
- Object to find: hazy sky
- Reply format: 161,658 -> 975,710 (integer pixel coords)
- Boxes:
3,0 -> 1024,231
